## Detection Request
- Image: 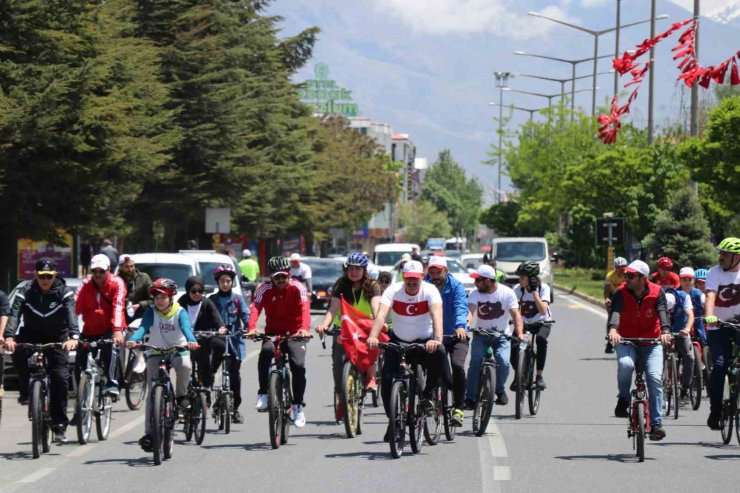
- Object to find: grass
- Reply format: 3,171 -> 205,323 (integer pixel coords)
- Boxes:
553,267 -> 606,300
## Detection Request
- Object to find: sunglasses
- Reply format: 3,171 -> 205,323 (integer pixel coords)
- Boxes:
91,269 -> 107,275
273,274 -> 288,280
189,289 -> 205,294
37,274 -> 54,280
625,273 -> 642,280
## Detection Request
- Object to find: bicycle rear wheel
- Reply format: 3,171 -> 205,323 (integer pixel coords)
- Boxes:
671,356 -> 679,420
689,344 -> 702,411
373,354 -> 383,408
194,392 -> 208,445
424,383 -> 442,445
409,368 -> 424,455
76,373 -> 94,445
151,386 -> 165,465
442,383 -> 456,442
636,401 -> 646,463
125,367 -> 147,411
515,351 -> 526,420
527,351 -> 540,416
388,381 -> 406,459
473,365 -> 495,436
268,372 -> 282,449
30,380 -> 43,459
341,361 -> 361,438
222,393 -> 232,435
95,394 -> 113,441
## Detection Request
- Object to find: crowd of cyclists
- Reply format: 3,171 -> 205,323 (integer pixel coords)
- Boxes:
0,235 -> 738,460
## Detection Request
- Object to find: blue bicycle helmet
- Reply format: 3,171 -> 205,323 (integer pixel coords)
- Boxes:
346,251 -> 369,268
694,268 -> 708,280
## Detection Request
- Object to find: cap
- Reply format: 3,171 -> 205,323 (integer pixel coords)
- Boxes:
243,249 -> 251,257
679,267 -> 695,278
401,260 -> 424,278
289,253 -> 301,262
624,260 -> 649,277
118,254 -> 134,265
90,254 -> 111,271
427,256 -> 447,269
400,253 -> 412,263
470,265 -> 497,280
35,257 -> 56,274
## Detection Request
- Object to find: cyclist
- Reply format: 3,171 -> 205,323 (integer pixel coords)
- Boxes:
465,264 -> 523,409
367,260 -> 445,441
177,276 -> 227,402
0,289 -> 9,388
247,256 -> 311,428
694,268 -> 708,293
395,253 -> 412,282
649,257 -> 680,288
377,271 -> 393,294
425,256 -> 468,426
117,254 -> 152,322
511,261 -> 552,391
238,249 -> 260,282
607,260 -> 672,441
679,267 -> 706,345
128,278 -> 198,451
482,254 -> 506,283
703,237 -> 740,430
289,253 -> 313,294
3,258 -> 79,443
74,254 -> 127,397
209,264 -> 249,423
604,257 -> 628,353
663,288 -> 695,403
316,252 -> 381,421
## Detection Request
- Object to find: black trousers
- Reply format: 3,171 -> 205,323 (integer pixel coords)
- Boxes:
511,324 -> 550,372
444,337 -> 469,408
191,336 -> 242,409
12,346 -> 70,427
257,339 -> 307,405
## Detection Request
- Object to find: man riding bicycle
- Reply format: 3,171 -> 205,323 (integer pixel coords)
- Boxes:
74,254 -> 127,397
248,256 -> 311,428
3,258 -> 79,443
607,260 -> 672,441
425,255 -> 468,427
649,257 -> 680,288
703,237 -> 740,430
367,260 -> 445,441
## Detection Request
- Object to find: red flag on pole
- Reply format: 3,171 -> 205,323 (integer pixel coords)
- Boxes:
340,297 -> 388,373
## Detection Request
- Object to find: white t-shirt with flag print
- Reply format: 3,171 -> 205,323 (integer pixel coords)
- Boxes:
468,284 -> 519,336
380,281 -> 442,342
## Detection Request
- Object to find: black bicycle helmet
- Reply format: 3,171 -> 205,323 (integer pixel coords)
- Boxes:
267,256 -> 290,273
515,261 -> 540,277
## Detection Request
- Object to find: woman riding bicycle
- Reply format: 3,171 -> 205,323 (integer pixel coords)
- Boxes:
315,251 -> 381,420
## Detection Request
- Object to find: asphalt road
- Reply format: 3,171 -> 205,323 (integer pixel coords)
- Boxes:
0,295 -> 737,492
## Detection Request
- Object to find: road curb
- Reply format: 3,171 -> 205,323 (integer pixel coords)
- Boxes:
553,283 -> 603,308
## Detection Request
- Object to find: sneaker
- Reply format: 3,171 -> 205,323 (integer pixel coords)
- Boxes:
176,396 -> 191,410
463,399 -> 476,411
254,394 -> 268,412
292,404 -> 306,428
420,398 -> 435,417
53,425 -> 67,443
335,394 -> 344,422
383,426 -> 392,443
605,342 -> 614,354
495,392 -> 508,406
649,424 -> 666,441
535,376 -> 547,390
138,434 -> 153,452
69,413 -> 79,426
17,396 -> 29,406
509,380 -> 519,392
104,385 -> 120,397
707,411 -> 722,430
614,398 -> 630,418
451,408 -> 464,427
232,410 -> 244,424
679,389 -> 689,404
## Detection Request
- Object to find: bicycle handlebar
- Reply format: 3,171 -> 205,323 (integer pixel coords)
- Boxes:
79,338 -> 115,348
378,342 -> 427,354
131,344 -> 188,353
718,320 -> 740,331
470,328 -> 512,340
15,342 -> 64,350
194,331 -> 228,339
247,333 -> 313,343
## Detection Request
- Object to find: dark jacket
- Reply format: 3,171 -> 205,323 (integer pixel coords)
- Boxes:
209,290 -> 249,359
4,278 -> 79,343
121,269 -> 152,319
177,293 -> 224,332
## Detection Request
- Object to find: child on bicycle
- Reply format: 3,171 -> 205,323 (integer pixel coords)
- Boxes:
128,278 -> 198,452
663,288 -> 695,402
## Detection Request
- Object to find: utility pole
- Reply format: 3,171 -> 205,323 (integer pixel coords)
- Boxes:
690,0 -> 700,137
614,0 -> 622,97
648,0 -> 656,144
494,72 -> 514,204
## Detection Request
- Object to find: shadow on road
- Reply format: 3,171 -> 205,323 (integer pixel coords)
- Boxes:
292,432 -> 344,440
579,358 -> 615,362
555,454 -> 655,463
0,451 -> 34,461
325,450 -> 391,461
84,457 -> 152,467
705,454 -> 740,460
651,440 -> 734,449
200,442 -> 272,451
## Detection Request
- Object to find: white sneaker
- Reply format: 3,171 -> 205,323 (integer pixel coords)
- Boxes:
255,394 -> 268,412
292,404 -> 306,428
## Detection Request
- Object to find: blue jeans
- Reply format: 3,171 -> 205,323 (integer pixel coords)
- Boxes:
466,333 -> 510,400
707,327 -> 740,414
616,343 -> 663,427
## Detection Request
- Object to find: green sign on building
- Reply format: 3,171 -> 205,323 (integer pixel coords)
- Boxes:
299,63 -> 359,117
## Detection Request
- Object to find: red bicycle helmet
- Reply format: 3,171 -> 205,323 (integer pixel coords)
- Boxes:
213,263 -> 237,281
150,278 -> 178,297
657,257 -> 673,269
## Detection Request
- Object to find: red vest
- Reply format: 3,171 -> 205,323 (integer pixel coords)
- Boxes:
617,281 -> 662,339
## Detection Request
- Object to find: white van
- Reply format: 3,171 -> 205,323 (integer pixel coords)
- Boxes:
373,243 -> 420,273
491,237 -> 553,296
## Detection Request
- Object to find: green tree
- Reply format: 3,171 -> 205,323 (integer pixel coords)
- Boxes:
642,187 -> 715,267
479,201 -> 523,237
419,149 -> 482,240
398,200 -> 451,245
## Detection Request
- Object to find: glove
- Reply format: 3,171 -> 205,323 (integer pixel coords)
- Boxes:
527,276 -> 540,293
704,315 -> 718,326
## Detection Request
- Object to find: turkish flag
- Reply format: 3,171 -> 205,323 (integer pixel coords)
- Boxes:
340,297 -> 388,373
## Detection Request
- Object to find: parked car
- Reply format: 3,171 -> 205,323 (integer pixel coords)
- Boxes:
117,253 -> 197,301
372,243 -> 420,272
299,257 -> 345,310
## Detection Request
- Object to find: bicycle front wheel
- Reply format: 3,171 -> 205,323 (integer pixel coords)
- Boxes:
515,350 -> 526,420
76,373 -> 94,445
268,372 -> 282,449
222,393 -> 232,435
151,386 -> 165,465
473,365 -> 495,436
95,394 -> 113,441
720,375 -> 734,445
162,392 -> 175,460
125,360 -> 147,411
341,361 -> 361,438
671,356 -> 679,420
30,380 -> 44,459
442,383 -> 456,441
527,351 -> 540,416
388,381 -> 406,459
423,383 -> 442,445
194,391 -> 208,445
409,367 -> 424,454
636,401 -> 646,462
281,371 -> 292,445
689,344 -> 702,411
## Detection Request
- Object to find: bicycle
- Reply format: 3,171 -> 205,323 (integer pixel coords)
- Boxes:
662,335 -> 680,420
514,320 -> 555,419
204,331 -> 236,434
717,320 -> 740,445
75,338 -> 116,445
424,335 -> 457,445
250,333 -> 312,449
320,326 -> 343,425
688,334 -> 703,410
117,327 -> 148,411
135,344 -> 184,465
182,333 -> 218,445
470,328 -> 510,436
379,341 -> 427,459
618,337 -> 660,463
16,342 -> 64,458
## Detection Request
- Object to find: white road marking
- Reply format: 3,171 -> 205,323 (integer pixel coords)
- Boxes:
487,420 -> 508,457
493,466 -> 512,481
17,467 -> 55,483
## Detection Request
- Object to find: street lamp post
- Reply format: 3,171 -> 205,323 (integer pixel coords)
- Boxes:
518,71 -> 613,101
514,51 -> 612,121
504,87 -> 595,128
528,10 -> 668,117
494,72 -> 514,204
489,102 -> 547,121
648,0 -> 657,144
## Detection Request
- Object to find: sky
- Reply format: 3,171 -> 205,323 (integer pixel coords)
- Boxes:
267,0 -> 739,204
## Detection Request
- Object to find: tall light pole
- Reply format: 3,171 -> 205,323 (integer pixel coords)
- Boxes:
614,0 -> 622,97
489,102 -> 547,121
528,10 -> 668,117
514,51 -> 612,121
494,72 -> 514,204
519,71 -> 613,100
648,0 -> 657,144
690,0 -> 700,137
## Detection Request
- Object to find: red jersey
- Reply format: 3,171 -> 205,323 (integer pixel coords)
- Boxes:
649,271 -> 680,288
248,279 -> 310,336
75,273 -> 127,336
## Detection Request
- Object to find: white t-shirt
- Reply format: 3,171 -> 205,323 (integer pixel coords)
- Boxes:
290,263 -> 312,281
706,266 -> 740,327
513,284 -> 552,322
468,284 -> 519,336
380,281 -> 442,341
